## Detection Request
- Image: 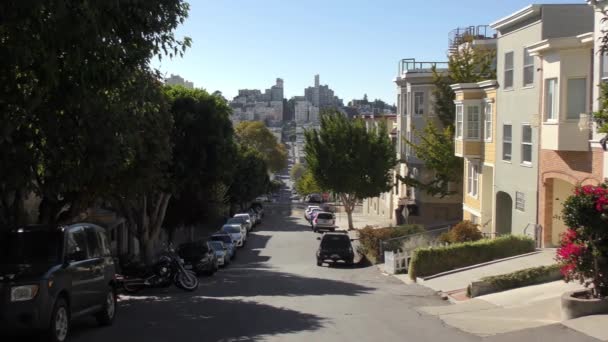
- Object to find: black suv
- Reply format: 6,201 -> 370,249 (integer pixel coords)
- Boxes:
177,240 -> 218,276
0,223 -> 117,342
316,232 -> 355,266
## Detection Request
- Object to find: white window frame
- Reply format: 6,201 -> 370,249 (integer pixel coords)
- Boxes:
545,78 -> 558,121
503,124 -> 512,162
466,105 -> 481,140
484,102 -> 493,142
523,48 -> 534,87
521,124 -> 532,166
504,51 -> 514,89
456,104 -> 464,139
515,191 -> 525,211
467,160 -> 479,198
414,92 -> 424,116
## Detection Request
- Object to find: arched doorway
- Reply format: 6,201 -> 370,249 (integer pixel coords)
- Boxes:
551,179 -> 575,246
495,191 -> 513,236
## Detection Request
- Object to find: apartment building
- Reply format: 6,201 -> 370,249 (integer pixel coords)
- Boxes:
360,114 -> 398,221
394,59 -> 462,226
488,4 -> 593,240
451,81 -> 498,234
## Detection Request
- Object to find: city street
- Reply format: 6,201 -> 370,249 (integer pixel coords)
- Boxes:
66,202 -> 596,342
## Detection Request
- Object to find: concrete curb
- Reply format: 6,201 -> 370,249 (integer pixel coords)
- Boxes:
417,250 -> 542,282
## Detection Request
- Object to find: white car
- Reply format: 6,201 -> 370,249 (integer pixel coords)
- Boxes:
221,224 -> 245,247
304,206 -> 321,221
234,213 -> 253,231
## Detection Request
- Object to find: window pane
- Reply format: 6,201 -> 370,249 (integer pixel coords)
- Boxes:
603,55 -> 608,79
545,79 -> 557,120
505,52 -> 514,69
523,48 -> 533,66
485,103 -> 493,140
505,70 -> 513,88
567,78 -> 586,119
467,106 -> 480,139
503,143 -> 512,161
522,144 -> 532,163
523,66 -> 534,86
522,125 -> 532,143
456,105 -> 463,138
414,92 -> 424,115
86,228 -> 102,258
503,125 -> 512,141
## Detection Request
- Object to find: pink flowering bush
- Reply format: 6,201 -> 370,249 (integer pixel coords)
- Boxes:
558,183 -> 608,298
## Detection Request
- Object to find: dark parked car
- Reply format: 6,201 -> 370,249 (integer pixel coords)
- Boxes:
177,240 -> 218,276
0,223 -> 117,342
316,232 -> 355,267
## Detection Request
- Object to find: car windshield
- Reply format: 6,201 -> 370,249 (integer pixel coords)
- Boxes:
222,225 -> 241,234
1,230 -> 62,264
227,218 -> 243,224
209,241 -> 224,251
235,214 -> 249,220
317,213 -> 333,220
321,235 -> 350,249
211,235 -> 232,244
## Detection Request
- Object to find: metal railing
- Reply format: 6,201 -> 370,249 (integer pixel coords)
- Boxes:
523,223 -> 543,249
398,58 -> 448,76
448,25 -> 496,51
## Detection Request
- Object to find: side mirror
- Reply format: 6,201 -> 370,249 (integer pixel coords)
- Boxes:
316,237 -> 321,241
350,238 -> 359,242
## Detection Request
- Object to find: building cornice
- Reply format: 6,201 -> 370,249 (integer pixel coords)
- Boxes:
528,33 -> 593,56
490,5 -> 540,31
450,80 -> 498,91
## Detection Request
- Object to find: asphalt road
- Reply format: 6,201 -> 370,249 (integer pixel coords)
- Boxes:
65,201 -> 597,342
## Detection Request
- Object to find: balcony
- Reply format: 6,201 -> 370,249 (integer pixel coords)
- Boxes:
541,114 -> 591,151
448,25 -> 496,52
398,58 -> 448,76
455,139 -> 482,158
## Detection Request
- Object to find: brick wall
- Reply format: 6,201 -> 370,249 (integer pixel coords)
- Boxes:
539,148 -> 604,246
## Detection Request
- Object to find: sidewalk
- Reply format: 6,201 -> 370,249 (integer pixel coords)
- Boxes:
418,249 -> 557,293
333,211 -> 392,230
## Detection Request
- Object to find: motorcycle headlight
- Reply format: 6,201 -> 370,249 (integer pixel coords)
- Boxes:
11,285 -> 39,302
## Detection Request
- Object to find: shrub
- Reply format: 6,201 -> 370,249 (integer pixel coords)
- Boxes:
467,264 -> 562,297
358,224 -> 424,263
450,220 -> 483,242
408,235 -> 536,280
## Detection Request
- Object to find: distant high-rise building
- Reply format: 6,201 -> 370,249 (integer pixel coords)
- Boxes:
165,74 -> 194,89
230,78 -> 284,123
304,74 -> 342,110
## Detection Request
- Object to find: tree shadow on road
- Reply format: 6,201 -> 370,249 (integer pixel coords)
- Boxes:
198,267 -> 374,298
69,294 -> 326,342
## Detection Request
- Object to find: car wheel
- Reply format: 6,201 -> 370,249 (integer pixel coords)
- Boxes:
48,297 -> 69,342
96,287 -> 117,326
316,259 -> 322,266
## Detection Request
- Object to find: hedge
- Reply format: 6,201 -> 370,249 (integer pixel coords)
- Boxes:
358,224 -> 425,264
409,235 -> 536,280
467,264 -> 561,297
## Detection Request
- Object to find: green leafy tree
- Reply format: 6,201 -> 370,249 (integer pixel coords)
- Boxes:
295,169 -> 323,195
228,146 -> 270,210
235,121 -> 288,172
305,110 -> 396,229
0,0 -> 190,228
290,163 -> 307,182
162,86 -> 237,231
401,45 -> 495,197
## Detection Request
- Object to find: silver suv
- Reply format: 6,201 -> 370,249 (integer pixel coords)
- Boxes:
312,212 -> 336,232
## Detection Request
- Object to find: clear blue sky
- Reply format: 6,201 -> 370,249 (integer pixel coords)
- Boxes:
153,0 -> 583,105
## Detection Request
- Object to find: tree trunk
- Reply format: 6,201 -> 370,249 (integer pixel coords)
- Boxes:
339,193 -> 356,230
141,235 -> 155,266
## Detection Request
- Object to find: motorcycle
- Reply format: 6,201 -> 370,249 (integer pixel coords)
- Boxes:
119,243 -> 199,293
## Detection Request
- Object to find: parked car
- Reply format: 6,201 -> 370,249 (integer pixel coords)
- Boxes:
0,224 -> 117,342
210,234 -> 236,260
255,195 -> 270,202
312,212 -> 336,232
226,217 -> 249,233
305,206 -> 322,221
233,213 -> 253,230
208,241 -> 230,267
250,205 -> 264,222
316,232 -> 355,267
220,225 -> 245,247
251,202 -> 264,218
248,208 -> 261,225
177,240 -> 218,276
306,193 -> 323,203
